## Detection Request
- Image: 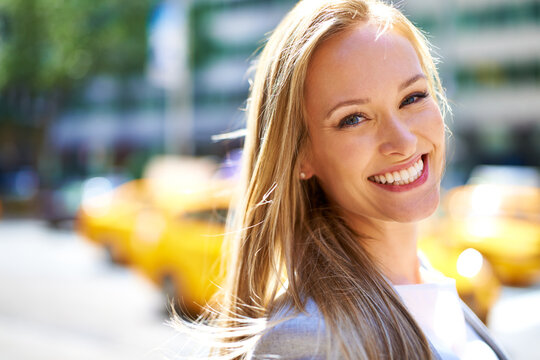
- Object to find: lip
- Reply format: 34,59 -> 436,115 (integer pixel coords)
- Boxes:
369,154 -> 423,178
370,154 -> 429,192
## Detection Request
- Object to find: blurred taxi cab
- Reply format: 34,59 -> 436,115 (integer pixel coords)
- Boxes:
77,178 -> 149,264
129,180 -> 232,316
76,156 -> 233,315
77,156 -> 219,264
440,183 -> 540,286
418,218 -> 501,323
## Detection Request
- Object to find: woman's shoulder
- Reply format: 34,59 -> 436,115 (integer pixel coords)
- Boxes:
248,298 -> 328,360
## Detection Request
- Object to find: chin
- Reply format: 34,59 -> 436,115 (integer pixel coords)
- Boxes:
393,189 -> 440,223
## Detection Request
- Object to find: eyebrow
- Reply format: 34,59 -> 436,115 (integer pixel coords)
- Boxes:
325,73 -> 427,119
398,73 -> 427,92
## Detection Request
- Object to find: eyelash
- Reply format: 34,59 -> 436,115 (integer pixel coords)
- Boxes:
399,91 -> 429,109
338,113 -> 367,129
337,91 -> 429,129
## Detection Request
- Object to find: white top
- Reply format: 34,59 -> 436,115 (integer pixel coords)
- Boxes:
395,269 -> 498,360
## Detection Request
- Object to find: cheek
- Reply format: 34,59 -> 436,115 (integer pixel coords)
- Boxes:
431,116 -> 446,154
415,106 -> 445,144
421,110 -> 446,173
308,134 -> 376,210
310,132 -> 370,178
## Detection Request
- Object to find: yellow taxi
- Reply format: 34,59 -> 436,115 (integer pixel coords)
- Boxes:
76,156 -> 232,316
418,217 -> 501,323
77,179 -> 150,264
77,156 -> 220,264
129,180 -> 233,316
440,184 -> 540,286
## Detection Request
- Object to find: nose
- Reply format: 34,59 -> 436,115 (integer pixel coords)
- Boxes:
377,114 -> 417,158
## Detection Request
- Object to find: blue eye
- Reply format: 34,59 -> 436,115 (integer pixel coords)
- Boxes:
339,114 -> 365,128
400,92 -> 428,108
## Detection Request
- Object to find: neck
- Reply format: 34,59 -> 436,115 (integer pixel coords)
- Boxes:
354,219 -> 421,285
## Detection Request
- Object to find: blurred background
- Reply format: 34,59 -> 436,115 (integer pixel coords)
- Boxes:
0,0 -> 539,359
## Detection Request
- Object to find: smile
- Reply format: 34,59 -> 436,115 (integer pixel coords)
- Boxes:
367,154 -> 429,192
368,156 -> 424,185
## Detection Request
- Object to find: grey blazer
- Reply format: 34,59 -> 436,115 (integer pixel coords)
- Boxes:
248,298 -> 509,360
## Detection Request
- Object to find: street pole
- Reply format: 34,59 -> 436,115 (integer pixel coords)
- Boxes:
148,0 -> 194,156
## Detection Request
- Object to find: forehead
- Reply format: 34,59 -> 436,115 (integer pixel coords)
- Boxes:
304,22 -> 424,116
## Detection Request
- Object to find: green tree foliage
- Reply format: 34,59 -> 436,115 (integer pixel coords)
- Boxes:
0,0 -> 155,189
0,0 -> 152,93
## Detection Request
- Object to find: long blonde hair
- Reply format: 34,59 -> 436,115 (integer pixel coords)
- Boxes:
180,1 -> 448,359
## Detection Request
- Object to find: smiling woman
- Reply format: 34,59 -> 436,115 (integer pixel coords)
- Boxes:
178,1 -> 509,359
301,23 -> 445,228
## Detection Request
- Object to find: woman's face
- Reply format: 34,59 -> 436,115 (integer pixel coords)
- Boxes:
303,22 -> 445,227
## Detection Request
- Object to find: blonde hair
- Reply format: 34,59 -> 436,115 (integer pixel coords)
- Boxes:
178,1 -> 448,359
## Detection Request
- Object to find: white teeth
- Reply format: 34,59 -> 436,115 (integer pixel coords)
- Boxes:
370,157 -> 424,185
399,169 -> 409,181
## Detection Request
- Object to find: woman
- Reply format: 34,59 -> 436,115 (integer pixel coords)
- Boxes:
185,1 -> 509,359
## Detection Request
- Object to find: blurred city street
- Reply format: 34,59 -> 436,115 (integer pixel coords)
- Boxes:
0,219 -> 204,360
1,219 -> 540,360
0,1 -> 539,359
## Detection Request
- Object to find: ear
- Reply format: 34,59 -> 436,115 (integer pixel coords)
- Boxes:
299,150 -> 315,180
